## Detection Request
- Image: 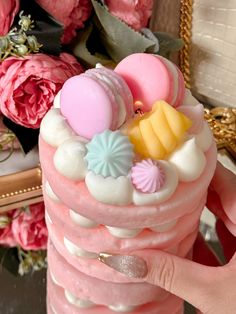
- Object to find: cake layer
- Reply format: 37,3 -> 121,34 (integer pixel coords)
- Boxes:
39,137 -> 217,228
47,212 -> 198,283
48,242 -> 170,305
45,190 -> 204,252
47,272 -> 184,314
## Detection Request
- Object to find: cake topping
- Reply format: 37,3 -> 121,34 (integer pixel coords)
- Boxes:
126,100 -> 192,160
85,130 -> 134,178
131,159 -> 165,193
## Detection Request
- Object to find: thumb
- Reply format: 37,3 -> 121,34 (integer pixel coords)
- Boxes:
134,249 -> 224,311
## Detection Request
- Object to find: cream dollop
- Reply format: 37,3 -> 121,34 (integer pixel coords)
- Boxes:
182,89 -> 199,106
132,161 -> 178,206
45,181 -> 61,203
195,122 -> 213,152
53,137 -> 88,180
85,172 -> 133,205
64,290 -> 95,308
108,305 -> 138,312
168,138 -> 206,181
105,226 -> 142,238
69,210 -> 98,228
40,109 -> 75,147
63,237 -> 98,259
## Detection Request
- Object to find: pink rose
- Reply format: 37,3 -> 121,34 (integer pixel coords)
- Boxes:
0,53 -> 83,128
0,0 -> 20,36
0,212 -> 17,247
105,0 -> 153,30
37,0 -> 92,44
11,202 -> 48,250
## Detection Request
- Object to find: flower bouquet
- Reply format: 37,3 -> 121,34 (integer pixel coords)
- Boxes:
0,0 -> 183,275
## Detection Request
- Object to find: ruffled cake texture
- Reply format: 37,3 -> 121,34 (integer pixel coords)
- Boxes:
39,53 -> 217,314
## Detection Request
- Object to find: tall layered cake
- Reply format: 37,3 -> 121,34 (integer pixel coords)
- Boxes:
39,53 -> 217,314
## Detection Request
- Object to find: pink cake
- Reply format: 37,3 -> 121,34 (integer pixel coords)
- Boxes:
39,53 -> 217,314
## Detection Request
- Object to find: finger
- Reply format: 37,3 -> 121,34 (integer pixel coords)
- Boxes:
209,162 -> 236,223
135,249 -> 224,311
192,233 -> 222,266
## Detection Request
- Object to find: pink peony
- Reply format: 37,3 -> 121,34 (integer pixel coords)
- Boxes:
36,0 -> 92,44
0,0 -> 20,36
0,53 -> 83,128
105,0 -> 153,30
12,202 -> 48,250
0,212 -> 17,247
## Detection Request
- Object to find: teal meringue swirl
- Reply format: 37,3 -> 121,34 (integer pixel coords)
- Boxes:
85,130 -> 134,178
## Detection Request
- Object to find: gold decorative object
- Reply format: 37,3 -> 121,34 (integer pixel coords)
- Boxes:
179,0 -> 193,89
205,107 -> 236,160
0,167 -> 43,213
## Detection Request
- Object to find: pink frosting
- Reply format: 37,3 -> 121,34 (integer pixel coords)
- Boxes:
131,159 -> 165,193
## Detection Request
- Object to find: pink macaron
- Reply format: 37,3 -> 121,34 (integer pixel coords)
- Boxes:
115,53 -> 185,112
60,66 -> 134,139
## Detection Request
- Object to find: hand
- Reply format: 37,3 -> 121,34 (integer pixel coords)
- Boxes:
99,163 -> 236,314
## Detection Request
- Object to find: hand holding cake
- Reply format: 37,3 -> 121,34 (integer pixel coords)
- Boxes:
99,163 -> 236,314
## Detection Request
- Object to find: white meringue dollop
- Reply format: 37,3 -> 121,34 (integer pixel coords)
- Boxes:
69,210 -> 98,228
85,172 -> 133,205
64,290 -> 95,309
195,122 -> 213,152
53,137 -> 88,180
182,89 -> 200,106
45,181 -> 61,203
53,90 -> 61,108
63,237 -> 98,259
106,226 -> 142,238
40,109 -> 75,147
168,138 -> 206,182
108,304 -> 138,312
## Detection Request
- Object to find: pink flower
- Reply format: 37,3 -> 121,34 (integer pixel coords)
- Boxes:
105,0 -> 153,30
0,212 -> 17,247
0,0 -> 20,36
11,202 -> 48,250
36,0 -> 92,44
0,53 -> 83,128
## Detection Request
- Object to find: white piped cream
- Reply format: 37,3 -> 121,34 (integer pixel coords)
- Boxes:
106,226 -> 142,238
69,210 -> 98,228
108,304 -> 138,312
64,290 -> 95,308
63,237 -> 98,259
45,181 -> 60,203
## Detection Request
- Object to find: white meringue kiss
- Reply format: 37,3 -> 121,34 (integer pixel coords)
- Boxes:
63,237 -> 98,259
132,161 -> 178,206
85,172 -> 133,205
182,89 -> 199,106
69,210 -> 98,228
169,138 -> 206,182
45,181 -> 61,203
195,122 -> 213,152
53,138 -> 88,180
40,109 -> 75,147
106,226 -> 142,238
150,219 -> 177,232
53,90 -> 61,108
108,305 -> 138,312
64,290 -> 95,309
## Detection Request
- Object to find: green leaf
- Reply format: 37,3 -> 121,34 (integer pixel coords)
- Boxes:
2,117 -> 39,154
0,247 -> 19,276
73,23 -> 113,68
154,32 -> 184,58
91,0 -> 156,63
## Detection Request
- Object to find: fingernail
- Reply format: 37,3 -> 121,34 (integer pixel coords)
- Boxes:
98,253 -> 148,278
